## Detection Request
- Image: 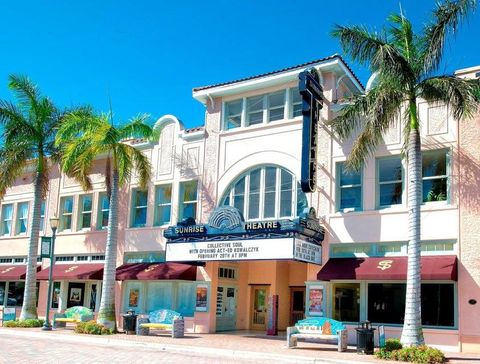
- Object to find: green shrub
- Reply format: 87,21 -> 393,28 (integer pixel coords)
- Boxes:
375,341 -> 446,364
4,319 -> 44,328
74,320 -> 114,335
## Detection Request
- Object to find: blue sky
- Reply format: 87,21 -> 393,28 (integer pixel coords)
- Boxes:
0,1 -> 479,128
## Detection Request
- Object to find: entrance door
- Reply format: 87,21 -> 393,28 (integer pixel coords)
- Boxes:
290,287 -> 306,325
67,282 -> 85,308
215,285 -> 237,331
250,286 -> 269,330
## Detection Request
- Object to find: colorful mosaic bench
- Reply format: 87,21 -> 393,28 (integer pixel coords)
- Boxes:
53,306 -> 94,328
287,317 -> 348,352
136,309 -> 184,338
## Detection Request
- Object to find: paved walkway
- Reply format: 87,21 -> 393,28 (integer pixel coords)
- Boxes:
0,327 -> 479,363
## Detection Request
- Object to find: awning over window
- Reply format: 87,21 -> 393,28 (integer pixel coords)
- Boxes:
37,264 -> 104,280
0,265 -> 40,280
317,255 -> 457,281
115,263 -> 197,281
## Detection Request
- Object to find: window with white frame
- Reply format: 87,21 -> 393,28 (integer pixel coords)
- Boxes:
131,189 -> 148,227
224,99 -> 242,130
337,162 -> 362,211
1,204 -> 13,236
179,181 -> 198,222
422,149 -> 448,202
246,95 -> 264,126
377,157 -> 403,208
78,194 -> 92,230
39,201 -> 46,233
97,193 -> 110,229
154,184 -> 172,226
16,202 -> 29,235
223,88 -> 302,130
59,196 -> 74,231
267,90 -> 285,122
290,87 -> 302,118
221,166 -> 308,220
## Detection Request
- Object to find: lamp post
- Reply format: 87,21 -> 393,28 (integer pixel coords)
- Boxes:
42,216 -> 60,331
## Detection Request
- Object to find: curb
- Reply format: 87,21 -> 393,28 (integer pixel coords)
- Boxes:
0,329 -> 373,364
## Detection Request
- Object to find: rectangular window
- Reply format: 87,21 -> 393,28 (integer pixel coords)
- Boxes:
367,283 -> 454,327
0,281 -> 5,306
179,180 -> 198,222
39,201 -> 46,233
97,193 -> 110,229
78,195 -> 92,230
378,157 -> 403,207
290,87 -> 302,118
233,177 -> 246,217
423,150 -> 448,202
248,170 -> 260,220
1,204 -> 13,236
263,167 -> 277,218
51,281 -> 61,309
15,202 -> 29,235
333,283 -> 360,322
267,90 -> 285,122
338,162 -> 362,211
154,184 -> 172,226
7,281 -> 25,307
246,95 -> 264,126
60,196 -> 74,231
279,169 -> 293,217
131,189 -> 148,227
224,99 -> 242,130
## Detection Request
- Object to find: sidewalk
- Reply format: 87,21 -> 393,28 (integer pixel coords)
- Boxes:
0,327 -> 479,364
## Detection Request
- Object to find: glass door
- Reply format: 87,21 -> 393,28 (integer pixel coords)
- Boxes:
250,286 -> 269,330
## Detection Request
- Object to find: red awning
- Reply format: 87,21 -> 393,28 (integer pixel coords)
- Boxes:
37,263 -> 104,280
0,265 -> 40,280
116,263 -> 197,281
317,255 -> 457,281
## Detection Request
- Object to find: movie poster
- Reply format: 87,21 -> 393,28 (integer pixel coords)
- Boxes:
195,284 -> 208,312
128,288 -> 139,307
308,285 -> 324,316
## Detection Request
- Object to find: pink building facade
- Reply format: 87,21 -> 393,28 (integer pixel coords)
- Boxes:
0,56 -> 479,353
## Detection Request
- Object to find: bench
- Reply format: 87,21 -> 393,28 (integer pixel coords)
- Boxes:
287,317 -> 348,352
136,309 -> 184,338
53,306 -> 94,328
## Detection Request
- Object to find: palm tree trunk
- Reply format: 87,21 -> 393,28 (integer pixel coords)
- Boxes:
19,172 -> 43,320
97,168 -> 119,330
401,101 -> 425,346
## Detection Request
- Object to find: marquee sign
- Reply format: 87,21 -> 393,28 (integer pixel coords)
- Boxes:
166,237 -> 321,265
299,67 -> 323,193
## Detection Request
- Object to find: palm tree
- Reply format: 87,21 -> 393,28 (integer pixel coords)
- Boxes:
330,0 -> 479,346
0,75 -> 64,319
56,111 -> 156,329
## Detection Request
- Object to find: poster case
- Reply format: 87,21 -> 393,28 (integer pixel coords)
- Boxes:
306,284 -> 326,317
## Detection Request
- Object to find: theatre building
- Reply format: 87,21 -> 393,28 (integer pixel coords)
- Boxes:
0,56 -> 479,353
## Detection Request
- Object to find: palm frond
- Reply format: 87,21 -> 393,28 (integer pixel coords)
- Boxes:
0,145 -> 30,199
422,0 -> 477,74
125,145 -> 152,190
8,74 -> 39,115
118,114 -> 153,141
114,144 -> 133,187
417,76 -> 480,120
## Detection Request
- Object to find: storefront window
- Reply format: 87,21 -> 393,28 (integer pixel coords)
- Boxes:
176,282 -> 195,317
377,157 -> 403,207
333,283 -> 360,322
222,166 -> 306,220
7,281 -> 25,307
368,283 -> 405,324
422,150 -> 448,202
51,281 -> 61,309
0,281 -> 5,305
337,162 -> 362,211
367,283 -> 455,327
146,282 -> 173,312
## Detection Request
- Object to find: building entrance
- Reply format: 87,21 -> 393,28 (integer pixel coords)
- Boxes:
215,285 -> 237,331
289,287 -> 305,325
250,285 -> 269,330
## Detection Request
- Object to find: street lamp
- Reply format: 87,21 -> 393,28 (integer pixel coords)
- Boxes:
42,216 -> 60,331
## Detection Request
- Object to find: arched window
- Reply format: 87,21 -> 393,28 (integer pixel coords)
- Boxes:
220,165 -> 308,220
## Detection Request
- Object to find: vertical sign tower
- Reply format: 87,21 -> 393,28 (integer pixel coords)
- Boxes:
299,68 -> 323,193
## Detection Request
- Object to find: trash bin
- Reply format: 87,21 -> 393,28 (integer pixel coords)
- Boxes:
356,321 -> 376,355
122,310 -> 137,335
